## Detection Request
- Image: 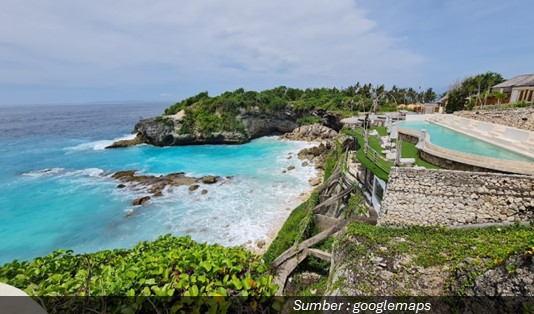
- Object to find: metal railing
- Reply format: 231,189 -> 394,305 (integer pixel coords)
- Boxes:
364,144 -> 392,174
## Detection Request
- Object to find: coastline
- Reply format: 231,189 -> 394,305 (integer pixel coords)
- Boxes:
1,131 -> 325,264
246,137 -> 325,255
248,189 -> 313,255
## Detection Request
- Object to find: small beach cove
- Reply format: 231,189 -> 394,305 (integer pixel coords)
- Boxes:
0,103 -> 321,264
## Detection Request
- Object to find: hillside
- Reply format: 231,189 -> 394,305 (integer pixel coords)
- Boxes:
108,84 -> 434,147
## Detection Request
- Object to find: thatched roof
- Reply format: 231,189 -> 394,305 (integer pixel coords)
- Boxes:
493,74 -> 534,88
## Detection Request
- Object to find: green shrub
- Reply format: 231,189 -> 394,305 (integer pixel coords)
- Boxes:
153,116 -> 174,127
296,116 -> 321,126
263,192 -> 319,264
0,235 -> 278,312
510,100 -> 531,108
344,190 -> 368,218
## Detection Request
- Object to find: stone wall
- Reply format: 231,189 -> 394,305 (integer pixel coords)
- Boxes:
378,168 -> 534,226
455,107 -> 534,132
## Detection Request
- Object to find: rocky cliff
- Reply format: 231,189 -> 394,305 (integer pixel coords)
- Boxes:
326,222 -> 534,299
108,107 -> 342,147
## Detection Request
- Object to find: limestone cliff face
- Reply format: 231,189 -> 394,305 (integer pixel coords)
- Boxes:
239,109 -> 300,139
133,117 -> 248,146
112,108 -> 341,147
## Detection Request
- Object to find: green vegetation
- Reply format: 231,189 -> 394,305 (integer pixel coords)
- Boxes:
343,128 -> 390,181
342,222 -> 533,274
296,115 -> 321,126
400,141 -> 441,169
444,71 -> 505,113
342,127 -> 441,180
0,235 -> 277,312
161,84 -> 436,136
263,192 -> 319,265
344,191 -> 369,218
323,140 -> 344,181
473,100 -> 532,111
154,116 -> 175,127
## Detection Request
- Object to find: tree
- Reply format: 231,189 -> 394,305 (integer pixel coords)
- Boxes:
422,88 -> 437,103
444,71 -> 504,112
493,91 -> 507,106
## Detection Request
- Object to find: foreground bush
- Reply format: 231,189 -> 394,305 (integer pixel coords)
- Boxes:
0,235 -> 278,312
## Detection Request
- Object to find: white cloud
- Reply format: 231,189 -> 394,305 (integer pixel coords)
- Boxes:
0,0 -> 425,90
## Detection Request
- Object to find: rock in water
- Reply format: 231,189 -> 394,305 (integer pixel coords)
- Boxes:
202,176 -> 217,184
255,239 -> 266,249
287,166 -> 295,171
201,189 -> 208,195
112,170 -> 137,180
106,136 -> 143,149
309,177 -> 322,186
189,184 -> 200,191
132,196 -> 151,206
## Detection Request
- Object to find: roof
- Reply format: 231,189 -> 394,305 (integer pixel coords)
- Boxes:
493,74 -> 534,88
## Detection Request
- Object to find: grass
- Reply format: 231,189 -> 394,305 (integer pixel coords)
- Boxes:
373,126 -> 388,136
401,141 -> 442,169
343,127 -> 441,180
323,149 -> 338,181
343,222 -> 534,269
343,128 -> 390,181
338,222 -> 534,296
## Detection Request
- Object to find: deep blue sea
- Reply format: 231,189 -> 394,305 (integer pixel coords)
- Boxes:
0,103 -> 316,264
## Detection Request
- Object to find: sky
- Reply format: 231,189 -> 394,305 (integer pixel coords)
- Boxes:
0,0 -> 533,105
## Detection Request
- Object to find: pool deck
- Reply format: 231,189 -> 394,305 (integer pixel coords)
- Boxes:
397,114 -> 534,175
429,114 -> 534,159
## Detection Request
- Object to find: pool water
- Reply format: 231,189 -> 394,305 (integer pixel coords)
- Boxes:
397,121 -> 534,162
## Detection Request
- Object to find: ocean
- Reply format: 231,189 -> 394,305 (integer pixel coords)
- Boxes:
0,103 -> 316,264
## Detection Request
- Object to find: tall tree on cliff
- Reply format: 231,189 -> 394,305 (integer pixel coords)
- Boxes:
444,72 -> 504,113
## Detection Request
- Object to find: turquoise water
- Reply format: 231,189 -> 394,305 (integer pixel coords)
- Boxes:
397,121 -> 534,162
0,104 -> 316,264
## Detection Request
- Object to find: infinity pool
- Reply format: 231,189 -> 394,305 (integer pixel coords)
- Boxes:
397,121 -> 534,162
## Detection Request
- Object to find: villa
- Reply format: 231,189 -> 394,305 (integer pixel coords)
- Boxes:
492,74 -> 534,104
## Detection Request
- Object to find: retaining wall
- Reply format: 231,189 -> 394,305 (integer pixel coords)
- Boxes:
378,168 -> 534,226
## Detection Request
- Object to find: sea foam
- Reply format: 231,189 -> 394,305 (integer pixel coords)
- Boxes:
64,134 -> 137,152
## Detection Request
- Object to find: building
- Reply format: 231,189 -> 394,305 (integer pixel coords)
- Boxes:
492,74 -> 534,103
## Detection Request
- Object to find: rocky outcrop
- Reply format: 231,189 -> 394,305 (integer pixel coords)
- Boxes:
111,170 -> 226,199
109,107 -> 342,147
132,196 -> 151,206
130,118 -> 249,146
308,177 -> 322,186
106,136 -> 143,148
201,176 -> 217,184
451,255 -> 534,296
280,124 -> 339,142
239,109 -> 300,139
315,109 -> 343,132
329,236 -> 534,311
